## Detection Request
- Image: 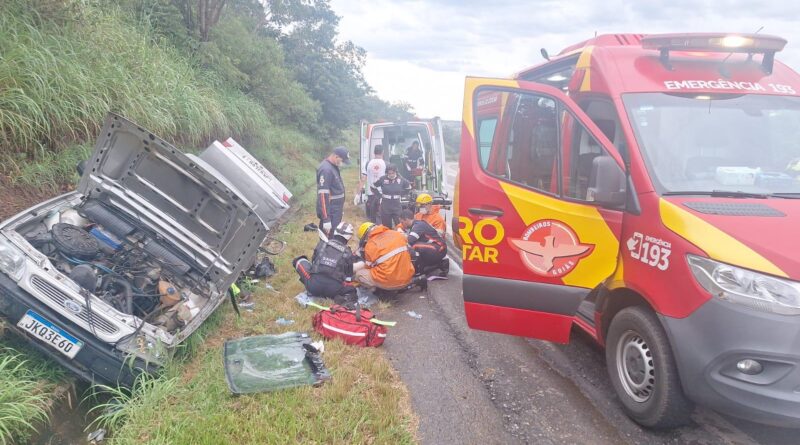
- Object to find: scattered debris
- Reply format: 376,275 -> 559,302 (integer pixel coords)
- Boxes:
356,287 -> 379,308
253,257 -> 276,278
310,340 -> 325,354
87,428 -> 106,443
295,291 -> 316,307
406,311 -> 423,319
276,317 -> 295,326
264,283 -> 279,293
419,295 -> 426,299
238,301 -> 255,311
303,222 -> 319,232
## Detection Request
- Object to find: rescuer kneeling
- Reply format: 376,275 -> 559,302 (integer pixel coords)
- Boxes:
353,222 -> 415,291
399,209 -> 449,277
293,222 -> 358,306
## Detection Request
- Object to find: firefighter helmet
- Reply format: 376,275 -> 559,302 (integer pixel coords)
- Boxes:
416,193 -> 433,205
358,222 -> 376,239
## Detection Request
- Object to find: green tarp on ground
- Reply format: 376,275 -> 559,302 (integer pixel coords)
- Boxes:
223,332 -> 330,394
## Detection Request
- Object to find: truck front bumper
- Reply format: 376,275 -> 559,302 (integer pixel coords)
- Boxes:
661,297 -> 800,427
0,273 -> 153,388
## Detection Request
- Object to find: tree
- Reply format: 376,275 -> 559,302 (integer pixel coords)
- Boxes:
256,0 -> 372,137
173,0 -> 227,41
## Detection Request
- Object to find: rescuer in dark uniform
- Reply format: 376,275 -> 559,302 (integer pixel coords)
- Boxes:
293,222 -> 357,305
374,164 -> 412,230
317,146 -> 350,237
404,141 -> 424,185
399,209 -> 449,276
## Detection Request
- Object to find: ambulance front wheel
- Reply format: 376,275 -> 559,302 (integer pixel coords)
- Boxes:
606,306 -> 694,429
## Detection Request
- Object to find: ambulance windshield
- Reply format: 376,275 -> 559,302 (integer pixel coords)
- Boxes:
623,93 -> 800,195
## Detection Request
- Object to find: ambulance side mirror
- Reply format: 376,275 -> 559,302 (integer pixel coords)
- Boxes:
587,156 -> 626,208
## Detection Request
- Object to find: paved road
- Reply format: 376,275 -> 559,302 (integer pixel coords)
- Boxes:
381,161 -> 798,444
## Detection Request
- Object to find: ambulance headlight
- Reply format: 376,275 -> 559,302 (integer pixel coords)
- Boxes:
688,255 -> 800,315
0,238 -> 26,281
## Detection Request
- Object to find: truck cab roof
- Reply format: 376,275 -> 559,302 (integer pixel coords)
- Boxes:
514,33 -> 800,98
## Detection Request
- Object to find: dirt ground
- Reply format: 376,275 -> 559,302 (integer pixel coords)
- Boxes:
0,183 -> 69,220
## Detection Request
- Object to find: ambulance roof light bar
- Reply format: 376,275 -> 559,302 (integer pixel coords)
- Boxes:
641,33 -> 787,73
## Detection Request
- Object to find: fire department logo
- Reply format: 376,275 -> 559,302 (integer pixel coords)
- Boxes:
509,219 -> 594,277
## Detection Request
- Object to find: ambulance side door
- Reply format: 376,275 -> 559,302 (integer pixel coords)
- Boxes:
432,117 -> 448,194
458,78 -> 625,343
359,120 -> 370,172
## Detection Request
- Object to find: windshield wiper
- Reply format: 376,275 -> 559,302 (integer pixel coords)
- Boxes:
662,190 -> 769,199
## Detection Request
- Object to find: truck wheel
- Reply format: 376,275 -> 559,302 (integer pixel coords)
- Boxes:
605,306 -> 693,429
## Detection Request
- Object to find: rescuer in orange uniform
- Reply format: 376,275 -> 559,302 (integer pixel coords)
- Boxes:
414,193 -> 445,235
353,222 -> 415,291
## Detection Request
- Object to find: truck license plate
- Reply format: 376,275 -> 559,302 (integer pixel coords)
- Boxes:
17,310 -> 84,359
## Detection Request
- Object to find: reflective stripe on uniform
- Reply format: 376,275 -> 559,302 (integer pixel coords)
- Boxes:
330,194 -> 345,200
382,194 -> 402,199
367,246 -> 408,267
318,189 -> 330,194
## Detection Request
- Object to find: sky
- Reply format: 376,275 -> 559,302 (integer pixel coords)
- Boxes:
330,0 -> 800,120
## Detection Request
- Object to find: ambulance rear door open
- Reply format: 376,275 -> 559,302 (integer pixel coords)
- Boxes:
431,117 -> 448,195
359,119 -> 370,173
458,77 -> 627,343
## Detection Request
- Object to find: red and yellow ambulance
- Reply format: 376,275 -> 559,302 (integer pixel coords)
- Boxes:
456,33 -> 800,428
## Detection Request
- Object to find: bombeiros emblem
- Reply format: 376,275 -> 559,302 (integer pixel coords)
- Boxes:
509,219 -> 594,277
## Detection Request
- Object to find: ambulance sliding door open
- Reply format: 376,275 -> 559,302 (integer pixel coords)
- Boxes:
458,78 -> 625,343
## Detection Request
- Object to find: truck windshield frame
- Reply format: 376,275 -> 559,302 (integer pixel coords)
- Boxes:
622,92 -> 800,196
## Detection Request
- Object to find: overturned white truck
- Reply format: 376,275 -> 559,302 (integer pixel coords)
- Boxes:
0,113 -> 290,387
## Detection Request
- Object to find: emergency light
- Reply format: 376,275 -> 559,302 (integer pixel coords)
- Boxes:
641,33 -> 787,73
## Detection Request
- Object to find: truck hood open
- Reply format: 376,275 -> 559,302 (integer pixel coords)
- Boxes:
77,113 -> 267,291
661,197 -> 800,278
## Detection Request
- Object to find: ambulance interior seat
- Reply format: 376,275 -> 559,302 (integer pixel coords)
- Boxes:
575,102 -> 627,200
527,123 -> 558,189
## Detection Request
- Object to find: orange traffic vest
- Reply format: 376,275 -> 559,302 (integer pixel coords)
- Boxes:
364,225 -> 415,288
416,205 -> 445,233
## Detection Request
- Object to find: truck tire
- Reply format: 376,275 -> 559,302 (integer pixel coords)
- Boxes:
605,306 -> 693,429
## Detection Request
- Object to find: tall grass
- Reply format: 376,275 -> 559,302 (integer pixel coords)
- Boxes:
0,0 -> 327,194
0,344 -> 65,445
0,1 -> 265,157
87,373 -> 180,434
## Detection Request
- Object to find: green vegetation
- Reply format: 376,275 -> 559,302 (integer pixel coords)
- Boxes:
0,0 -> 411,191
0,1 -> 419,443
0,339 -> 65,444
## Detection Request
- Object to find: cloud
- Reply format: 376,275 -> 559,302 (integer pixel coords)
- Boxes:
331,0 -> 800,119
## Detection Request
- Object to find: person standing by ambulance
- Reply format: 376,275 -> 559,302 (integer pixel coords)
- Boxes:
358,145 -> 386,223
317,146 -> 350,237
374,164 -> 411,229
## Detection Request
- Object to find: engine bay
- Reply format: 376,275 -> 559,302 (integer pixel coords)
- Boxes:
19,199 -> 211,334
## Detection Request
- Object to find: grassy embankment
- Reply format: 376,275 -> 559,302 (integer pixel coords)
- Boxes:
0,2 -> 357,443
98,166 -> 417,444
0,337 -> 66,445
0,2 -> 318,213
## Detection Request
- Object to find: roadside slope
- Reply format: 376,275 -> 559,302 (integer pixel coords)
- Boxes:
103,167 -> 418,444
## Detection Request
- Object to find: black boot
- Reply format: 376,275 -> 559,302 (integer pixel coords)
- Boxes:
413,274 -> 428,291
438,257 -> 450,276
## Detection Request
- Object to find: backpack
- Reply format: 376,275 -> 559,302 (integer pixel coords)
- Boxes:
312,304 -> 387,347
